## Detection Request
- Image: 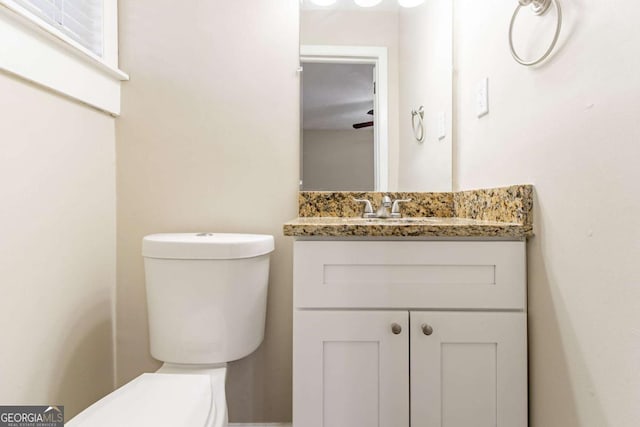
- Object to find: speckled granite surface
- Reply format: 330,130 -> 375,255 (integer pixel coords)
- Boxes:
285,185 -> 533,238
283,217 -> 527,238
298,192 -> 454,218
454,185 -> 533,235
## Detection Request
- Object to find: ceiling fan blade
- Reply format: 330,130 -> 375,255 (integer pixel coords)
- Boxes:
353,121 -> 374,129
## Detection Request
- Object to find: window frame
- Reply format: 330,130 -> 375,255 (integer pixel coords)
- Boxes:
0,0 -> 128,115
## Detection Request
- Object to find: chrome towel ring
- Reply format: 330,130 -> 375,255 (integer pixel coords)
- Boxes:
509,0 -> 562,67
411,106 -> 425,143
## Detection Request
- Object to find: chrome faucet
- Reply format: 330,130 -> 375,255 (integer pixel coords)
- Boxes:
354,195 -> 412,219
376,195 -> 393,218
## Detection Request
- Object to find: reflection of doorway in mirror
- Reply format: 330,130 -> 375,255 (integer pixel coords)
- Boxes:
300,46 -> 389,191
302,62 -> 374,191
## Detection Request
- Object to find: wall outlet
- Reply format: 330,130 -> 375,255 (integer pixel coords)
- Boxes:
476,77 -> 489,118
437,112 -> 446,140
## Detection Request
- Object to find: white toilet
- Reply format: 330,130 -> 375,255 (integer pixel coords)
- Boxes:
67,233 -> 275,427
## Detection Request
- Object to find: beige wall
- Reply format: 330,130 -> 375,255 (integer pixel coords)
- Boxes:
116,0 -> 299,422
454,1 -> 640,426
0,73 -> 116,418
398,1 -> 452,191
303,129 -> 374,191
301,9 -> 400,190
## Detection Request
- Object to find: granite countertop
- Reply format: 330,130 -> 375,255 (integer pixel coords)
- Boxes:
283,185 -> 534,239
283,216 -> 528,238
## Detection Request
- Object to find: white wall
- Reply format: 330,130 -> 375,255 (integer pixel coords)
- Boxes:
0,73 -> 116,418
116,0 -> 299,422
398,1 -> 452,191
454,1 -> 640,426
301,9 -> 400,190
303,129 -> 374,190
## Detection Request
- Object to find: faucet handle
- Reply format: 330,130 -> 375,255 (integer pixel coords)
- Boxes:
391,199 -> 412,217
353,198 -> 375,218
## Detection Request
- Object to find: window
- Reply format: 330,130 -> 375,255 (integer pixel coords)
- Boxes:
0,0 -> 127,115
12,0 -> 103,56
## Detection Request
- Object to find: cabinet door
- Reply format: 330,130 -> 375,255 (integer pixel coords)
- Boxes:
410,312 -> 527,427
294,310 -> 409,427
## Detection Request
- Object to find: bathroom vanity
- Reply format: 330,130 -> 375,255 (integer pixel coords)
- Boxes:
284,185 -> 533,427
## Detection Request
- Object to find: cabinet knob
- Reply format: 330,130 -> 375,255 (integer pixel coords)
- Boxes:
421,323 -> 434,336
391,323 -> 402,335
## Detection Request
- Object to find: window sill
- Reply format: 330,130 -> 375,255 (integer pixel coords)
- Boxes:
0,2 -> 128,116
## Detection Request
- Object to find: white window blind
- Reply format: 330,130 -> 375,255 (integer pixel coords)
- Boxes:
12,0 -> 103,56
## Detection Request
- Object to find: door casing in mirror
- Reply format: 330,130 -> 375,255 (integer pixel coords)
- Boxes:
301,45 -> 389,191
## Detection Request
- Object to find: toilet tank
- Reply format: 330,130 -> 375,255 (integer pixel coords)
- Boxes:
142,233 -> 274,365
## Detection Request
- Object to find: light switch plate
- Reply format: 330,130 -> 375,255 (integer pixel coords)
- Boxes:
437,112 -> 446,140
476,77 -> 489,118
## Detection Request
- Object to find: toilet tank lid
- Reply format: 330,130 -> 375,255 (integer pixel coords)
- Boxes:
142,233 -> 275,260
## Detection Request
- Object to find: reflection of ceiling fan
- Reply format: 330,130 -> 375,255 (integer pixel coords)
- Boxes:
353,109 -> 374,129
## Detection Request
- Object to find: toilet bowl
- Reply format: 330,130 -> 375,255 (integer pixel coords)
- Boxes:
67,233 -> 274,427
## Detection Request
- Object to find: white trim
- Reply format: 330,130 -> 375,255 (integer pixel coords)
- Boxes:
0,1 -> 128,115
301,45 -> 389,192
102,0 -> 119,67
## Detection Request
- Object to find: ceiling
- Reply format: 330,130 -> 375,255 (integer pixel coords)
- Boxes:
302,62 -> 375,131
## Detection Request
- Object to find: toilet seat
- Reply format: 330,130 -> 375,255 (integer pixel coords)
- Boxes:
66,373 -> 215,427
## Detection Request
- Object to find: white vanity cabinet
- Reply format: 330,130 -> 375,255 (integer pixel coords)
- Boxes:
293,240 -> 528,427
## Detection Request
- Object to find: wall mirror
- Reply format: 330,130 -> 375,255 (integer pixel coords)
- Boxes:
300,0 -> 453,192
